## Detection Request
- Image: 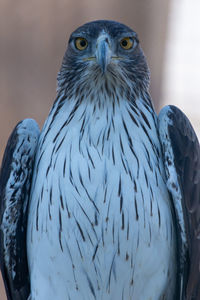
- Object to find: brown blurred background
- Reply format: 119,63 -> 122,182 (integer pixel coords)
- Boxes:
0,0 -> 200,298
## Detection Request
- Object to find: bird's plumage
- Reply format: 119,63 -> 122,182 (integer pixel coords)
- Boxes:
0,119 -> 40,300
0,20 -> 199,300
158,105 -> 200,299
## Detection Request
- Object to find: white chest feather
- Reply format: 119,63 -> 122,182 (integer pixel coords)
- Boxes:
27,95 -> 176,300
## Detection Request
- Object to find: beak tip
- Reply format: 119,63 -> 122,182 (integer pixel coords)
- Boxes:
101,64 -> 106,74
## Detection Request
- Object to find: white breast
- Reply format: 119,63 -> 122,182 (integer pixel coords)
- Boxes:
27,94 -> 177,300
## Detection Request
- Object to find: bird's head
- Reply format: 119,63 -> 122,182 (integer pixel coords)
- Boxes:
58,20 -> 150,100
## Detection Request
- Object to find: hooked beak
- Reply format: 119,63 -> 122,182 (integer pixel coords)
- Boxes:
95,35 -> 111,73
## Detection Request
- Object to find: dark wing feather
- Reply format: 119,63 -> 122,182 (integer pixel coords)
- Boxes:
0,119 -> 40,300
158,105 -> 200,300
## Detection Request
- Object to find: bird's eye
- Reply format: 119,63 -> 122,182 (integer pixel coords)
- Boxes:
75,37 -> 88,50
120,37 -> 134,50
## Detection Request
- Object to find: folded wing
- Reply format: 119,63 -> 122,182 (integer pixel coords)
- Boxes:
158,105 -> 200,300
0,119 -> 40,300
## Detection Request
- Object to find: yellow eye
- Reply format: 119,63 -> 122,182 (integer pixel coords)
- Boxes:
75,37 -> 88,50
120,37 -> 133,50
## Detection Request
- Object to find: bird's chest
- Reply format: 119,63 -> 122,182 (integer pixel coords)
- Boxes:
33,117 -> 163,241
27,103 -> 176,299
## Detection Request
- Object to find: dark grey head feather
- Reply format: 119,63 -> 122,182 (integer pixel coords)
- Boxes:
57,20 -> 150,99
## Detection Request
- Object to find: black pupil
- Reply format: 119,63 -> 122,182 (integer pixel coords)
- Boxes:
122,39 -> 128,47
80,39 -> 86,47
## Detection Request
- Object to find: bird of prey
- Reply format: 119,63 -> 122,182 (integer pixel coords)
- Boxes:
0,20 -> 200,300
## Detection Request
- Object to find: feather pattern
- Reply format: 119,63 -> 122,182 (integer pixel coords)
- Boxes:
0,119 -> 40,300
158,105 -> 200,300
27,78 -> 176,299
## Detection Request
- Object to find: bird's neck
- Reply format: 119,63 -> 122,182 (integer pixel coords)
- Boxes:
39,88 -> 157,154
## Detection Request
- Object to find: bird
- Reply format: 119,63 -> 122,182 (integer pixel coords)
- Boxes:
0,19 -> 200,300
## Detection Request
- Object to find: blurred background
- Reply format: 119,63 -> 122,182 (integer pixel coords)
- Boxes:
0,0 -> 200,298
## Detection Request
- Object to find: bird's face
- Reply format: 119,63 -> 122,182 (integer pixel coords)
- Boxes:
67,26 -> 139,74
58,20 -> 150,96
